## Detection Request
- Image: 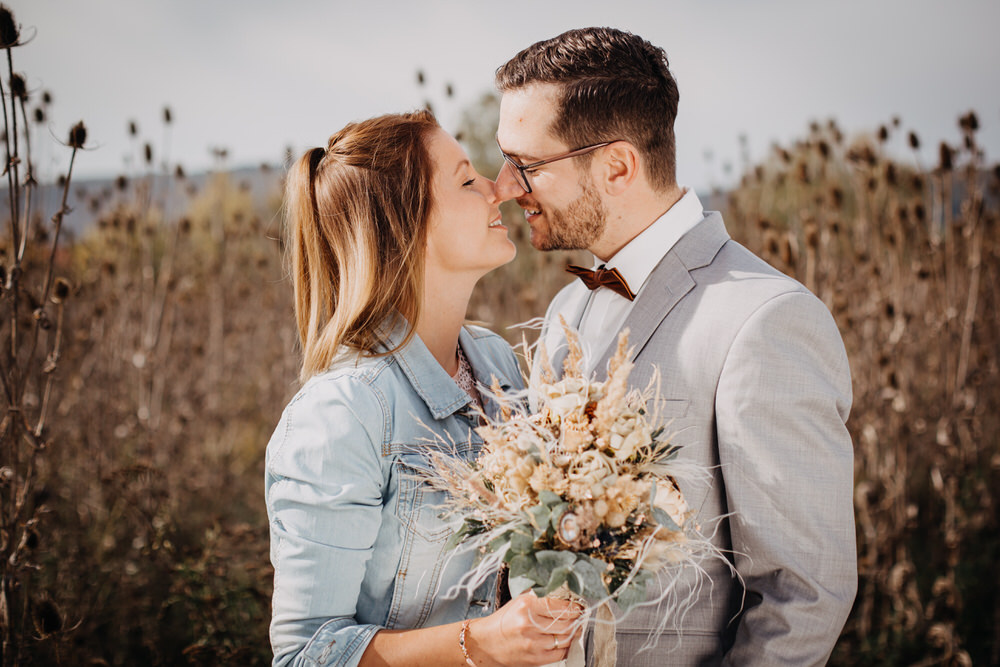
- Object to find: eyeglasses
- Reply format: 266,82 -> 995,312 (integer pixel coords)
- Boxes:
496,137 -> 620,194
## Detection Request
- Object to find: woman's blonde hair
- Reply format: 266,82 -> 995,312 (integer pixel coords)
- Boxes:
284,110 -> 440,380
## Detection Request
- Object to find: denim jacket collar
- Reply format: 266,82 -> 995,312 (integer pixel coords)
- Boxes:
376,315 -> 518,421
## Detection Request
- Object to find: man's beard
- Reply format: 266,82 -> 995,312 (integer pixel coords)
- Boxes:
533,181 -> 607,251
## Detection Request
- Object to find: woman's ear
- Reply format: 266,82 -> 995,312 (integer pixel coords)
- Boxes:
598,142 -> 640,196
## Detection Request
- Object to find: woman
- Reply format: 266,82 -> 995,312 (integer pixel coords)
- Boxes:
267,110 -> 581,667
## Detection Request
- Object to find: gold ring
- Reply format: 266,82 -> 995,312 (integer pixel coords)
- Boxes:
552,637 -> 560,650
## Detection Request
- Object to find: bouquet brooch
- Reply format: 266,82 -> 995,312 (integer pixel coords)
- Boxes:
425,324 -> 721,664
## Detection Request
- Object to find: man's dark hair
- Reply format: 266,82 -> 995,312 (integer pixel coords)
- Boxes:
496,27 -> 679,190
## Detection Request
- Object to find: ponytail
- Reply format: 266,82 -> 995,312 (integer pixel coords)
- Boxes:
283,111 -> 439,381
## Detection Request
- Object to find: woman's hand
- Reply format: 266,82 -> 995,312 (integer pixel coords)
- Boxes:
467,591 -> 584,667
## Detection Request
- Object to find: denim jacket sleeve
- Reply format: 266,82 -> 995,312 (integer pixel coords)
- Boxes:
265,372 -> 388,667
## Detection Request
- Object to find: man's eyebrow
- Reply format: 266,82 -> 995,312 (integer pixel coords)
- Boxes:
506,151 -> 536,163
496,138 -> 538,163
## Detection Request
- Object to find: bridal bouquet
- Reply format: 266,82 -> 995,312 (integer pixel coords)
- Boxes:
425,323 -> 720,649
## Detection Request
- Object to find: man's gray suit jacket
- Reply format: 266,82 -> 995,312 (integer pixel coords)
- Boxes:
538,212 -> 857,666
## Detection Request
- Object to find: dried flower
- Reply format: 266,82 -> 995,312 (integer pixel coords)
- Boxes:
423,326 -> 721,613
908,131 -> 920,150
830,187 -> 844,209
959,111 -> 979,133
885,163 -> 897,186
163,106 -> 173,124
9,72 -> 26,99
938,142 -> 953,172
35,599 -> 62,634
0,4 -> 19,48
68,121 -> 87,149
51,277 -> 71,303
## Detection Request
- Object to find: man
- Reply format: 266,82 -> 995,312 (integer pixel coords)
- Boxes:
494,27 -> 856,666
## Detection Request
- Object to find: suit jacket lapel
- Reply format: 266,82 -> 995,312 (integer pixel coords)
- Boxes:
591,212 -> 731,378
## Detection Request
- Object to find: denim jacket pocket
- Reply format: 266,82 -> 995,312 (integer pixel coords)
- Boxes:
385,453 -> 460,629
394,454 -> 455,543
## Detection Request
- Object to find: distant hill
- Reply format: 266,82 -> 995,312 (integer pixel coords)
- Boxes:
2,164 -> 285,240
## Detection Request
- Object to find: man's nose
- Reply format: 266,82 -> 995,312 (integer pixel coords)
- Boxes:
494,161 -> 526,202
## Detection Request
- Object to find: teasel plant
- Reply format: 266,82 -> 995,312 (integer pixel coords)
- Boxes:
0,5 -> 87,664
725,112 -> 999,664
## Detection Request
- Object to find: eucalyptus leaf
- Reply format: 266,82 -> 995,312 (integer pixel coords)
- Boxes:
445,527 -> 468,551
488,528 -> 513,552
508,574 -> 535,598
652,506 -> 681,533
571,557 -> 610,601
532,550 -> 571,588
539,566 -> 571,596
527,503 -> 551,534
614,569 -> 653,612
536,550 -> 576,570
508,553 -> 537,579
538,489 -> 563,507
614,578 -> 647,612
510,529 -> 535,554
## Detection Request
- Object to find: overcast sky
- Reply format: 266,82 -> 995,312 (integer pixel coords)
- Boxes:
10,0 -> 1000,192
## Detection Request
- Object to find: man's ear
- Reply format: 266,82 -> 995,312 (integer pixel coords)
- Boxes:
598,142 -> 640,195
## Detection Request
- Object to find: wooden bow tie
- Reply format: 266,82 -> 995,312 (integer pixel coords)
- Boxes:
565,264 -> 636,301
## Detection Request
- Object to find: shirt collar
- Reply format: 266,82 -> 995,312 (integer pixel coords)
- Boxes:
376,315 -> 515,421
597,188 -> 704,296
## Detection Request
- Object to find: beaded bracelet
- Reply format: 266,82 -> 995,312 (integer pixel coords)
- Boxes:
459,619 -> 478,667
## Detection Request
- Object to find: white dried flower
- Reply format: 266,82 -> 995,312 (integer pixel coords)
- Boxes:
655,482 -> 690,528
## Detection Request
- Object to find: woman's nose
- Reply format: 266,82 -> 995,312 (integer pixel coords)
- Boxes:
481,176 -> 500,205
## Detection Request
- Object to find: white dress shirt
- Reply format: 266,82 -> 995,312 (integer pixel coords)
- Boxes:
577,188 -> 704,373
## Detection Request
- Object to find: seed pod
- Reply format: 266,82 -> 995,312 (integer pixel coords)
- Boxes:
35,599 -> 62,634
9,72 -> 25,99
163,106 -> 172,124
938,143 -> 953,171
51,277 -> 71,303
0,5 -> 19,48
908,131 -> 920,150
960,111 -> 979,133
830,187 -> 844,209
68,121 -> 87,149
33,308 -> 51,330
885,163 -> 897,186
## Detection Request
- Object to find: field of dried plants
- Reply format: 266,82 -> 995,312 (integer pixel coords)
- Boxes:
2,9 -> 999,666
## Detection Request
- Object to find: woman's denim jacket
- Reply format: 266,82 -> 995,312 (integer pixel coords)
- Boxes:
266,321 -> 523,667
